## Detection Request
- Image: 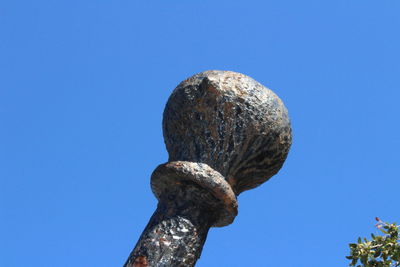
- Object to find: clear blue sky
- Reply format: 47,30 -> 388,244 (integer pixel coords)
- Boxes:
1,1 -> 399,266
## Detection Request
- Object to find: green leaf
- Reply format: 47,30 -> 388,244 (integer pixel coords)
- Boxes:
379,228 -> 389,234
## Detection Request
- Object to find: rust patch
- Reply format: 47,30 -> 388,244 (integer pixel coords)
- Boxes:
133,256 -> 148,267
207,84 -> 221,96
223,102 -> 234,118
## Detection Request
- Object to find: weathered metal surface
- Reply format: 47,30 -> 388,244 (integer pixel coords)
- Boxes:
124,70 -> 292,267
152,162 -> 238,227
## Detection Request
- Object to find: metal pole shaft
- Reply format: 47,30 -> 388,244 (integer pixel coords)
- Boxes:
124,182 -> 216,267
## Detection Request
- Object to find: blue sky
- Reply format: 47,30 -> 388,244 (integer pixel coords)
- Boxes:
1,1 -> 399,266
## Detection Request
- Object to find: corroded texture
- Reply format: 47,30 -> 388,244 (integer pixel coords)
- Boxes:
163,70 -> 291,194
124,70 -> 292,267
124,182 -> 217,267
151,161 -> 238,227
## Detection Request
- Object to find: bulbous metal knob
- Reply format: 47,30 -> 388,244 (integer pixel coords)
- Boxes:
124,70 -> 292,267
163,70 -> 291,194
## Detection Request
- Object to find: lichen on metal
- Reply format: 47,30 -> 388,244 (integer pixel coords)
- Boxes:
124,70 -> 292,267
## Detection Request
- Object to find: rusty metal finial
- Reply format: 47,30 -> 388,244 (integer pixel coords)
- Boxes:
124,70 -> 292,267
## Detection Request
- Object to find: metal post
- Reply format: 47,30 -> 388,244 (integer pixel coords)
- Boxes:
124,70 -> 292,267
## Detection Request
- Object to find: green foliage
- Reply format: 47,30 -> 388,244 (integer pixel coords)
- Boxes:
347,218 -> 400,267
